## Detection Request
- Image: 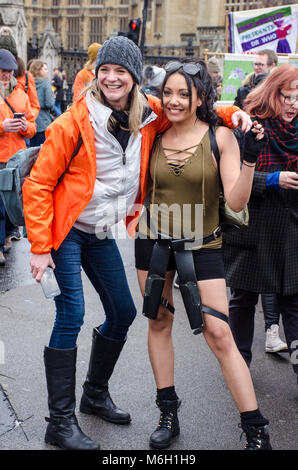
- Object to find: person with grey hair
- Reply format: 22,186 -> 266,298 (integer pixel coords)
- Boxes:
141,64 -> 166,98
253,49 -> 278,76
207,56 -> 223,100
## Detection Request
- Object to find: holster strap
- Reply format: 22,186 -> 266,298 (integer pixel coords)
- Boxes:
160,296 -> 175,314
201,305 -> 229,324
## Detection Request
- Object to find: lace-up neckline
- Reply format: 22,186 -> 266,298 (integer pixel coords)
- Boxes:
162,142 -> 201,177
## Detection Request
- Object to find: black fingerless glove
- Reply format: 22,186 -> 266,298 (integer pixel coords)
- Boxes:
242,128 -> 268,164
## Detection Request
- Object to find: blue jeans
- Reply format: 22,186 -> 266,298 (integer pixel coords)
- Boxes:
49,227 -> 137,349
53,101 -> 62,117
29,131 -> 46,147
0,163 -> 17,249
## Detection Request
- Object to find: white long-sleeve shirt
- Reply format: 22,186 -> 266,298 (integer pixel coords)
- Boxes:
74,92 -> 156,235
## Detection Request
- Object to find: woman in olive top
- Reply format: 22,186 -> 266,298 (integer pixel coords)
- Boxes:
135,59 -> 271,450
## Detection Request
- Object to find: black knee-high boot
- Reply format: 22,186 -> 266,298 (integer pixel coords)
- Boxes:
44,346 -> 100,450
79,326 -> 131,424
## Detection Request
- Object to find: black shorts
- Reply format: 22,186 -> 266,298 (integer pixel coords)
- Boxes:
135,238 -> 225,281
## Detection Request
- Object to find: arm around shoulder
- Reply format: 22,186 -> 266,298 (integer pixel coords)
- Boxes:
147,94 -> 170,134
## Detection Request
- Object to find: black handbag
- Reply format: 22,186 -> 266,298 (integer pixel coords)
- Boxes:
209,126 -> 249,232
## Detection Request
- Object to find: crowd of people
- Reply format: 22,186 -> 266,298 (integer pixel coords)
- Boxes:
0,27 -> 297,452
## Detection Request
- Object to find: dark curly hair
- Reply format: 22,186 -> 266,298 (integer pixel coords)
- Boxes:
161,58 -> 221,127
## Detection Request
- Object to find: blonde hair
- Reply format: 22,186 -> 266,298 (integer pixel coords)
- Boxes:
84,61 -> 95,71
242,71 -> 254,87
79,78 -> 149,136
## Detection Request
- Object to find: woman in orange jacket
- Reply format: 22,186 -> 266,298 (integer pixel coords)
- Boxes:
0,49 -> 36,265
0,29 -> 40,121
15,57 -> 40,121
0,29 -> 40,243
72,42 -> 101,102
23,36 -> 251,451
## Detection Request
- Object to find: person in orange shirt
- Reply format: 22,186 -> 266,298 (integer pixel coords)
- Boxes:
0,28 -> 40,243
72,42 -> 101,102
15,57 -> 40,121
0,49 -> 36,265
0,28 -> 40,120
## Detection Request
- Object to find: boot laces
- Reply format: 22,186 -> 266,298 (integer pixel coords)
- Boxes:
157,411 -> 174,430
239,423 -> 268,449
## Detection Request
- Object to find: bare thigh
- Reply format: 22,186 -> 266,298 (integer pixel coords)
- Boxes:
198,278 -> 235,351
198,278 -> 229,318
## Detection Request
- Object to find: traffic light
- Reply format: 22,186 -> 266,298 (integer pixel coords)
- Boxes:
127,19 -> 141,45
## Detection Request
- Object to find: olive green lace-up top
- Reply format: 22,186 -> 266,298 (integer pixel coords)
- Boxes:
140,129 -> 222,249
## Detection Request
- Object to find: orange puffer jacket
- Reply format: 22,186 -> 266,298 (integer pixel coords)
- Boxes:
0,86 -> 37,163
23,95 -> 239,254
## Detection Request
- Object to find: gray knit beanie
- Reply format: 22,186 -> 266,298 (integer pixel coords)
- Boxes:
0,34 -> 17,59
207,56 -> 221,74
95,36 -> 142,84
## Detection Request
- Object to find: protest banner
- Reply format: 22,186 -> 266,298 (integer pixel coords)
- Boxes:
289,54 -> 298,66
228,4 -> 298,54
220,53 -> 290,102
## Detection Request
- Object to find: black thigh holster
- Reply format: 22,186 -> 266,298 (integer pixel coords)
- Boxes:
143,238 -> 204,335
142,238 -> 229,335
143,239 -> 171,322
172,239 -> 204,334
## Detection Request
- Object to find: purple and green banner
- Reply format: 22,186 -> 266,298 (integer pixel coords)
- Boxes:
229,5 -> 298,54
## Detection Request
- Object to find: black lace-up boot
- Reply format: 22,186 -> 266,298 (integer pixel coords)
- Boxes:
241,423 -> 272,450
79,326 -> 130,424
44,346 -> 100,450
149,399 -> 180,449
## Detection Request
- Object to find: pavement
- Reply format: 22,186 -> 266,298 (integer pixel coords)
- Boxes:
0,224 -> 297,452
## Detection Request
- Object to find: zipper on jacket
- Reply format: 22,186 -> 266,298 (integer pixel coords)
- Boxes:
122,152 -> 126,165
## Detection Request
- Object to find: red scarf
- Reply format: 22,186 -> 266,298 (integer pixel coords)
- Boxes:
256,116 -> 297,171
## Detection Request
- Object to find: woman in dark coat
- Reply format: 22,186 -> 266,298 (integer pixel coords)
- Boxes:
224,64 -> 298,381
51,68 -> 63,117
29,60 -> 55,146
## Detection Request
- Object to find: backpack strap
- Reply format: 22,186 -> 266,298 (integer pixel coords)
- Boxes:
25,72 -> 28,93
0,89 -> 17,115
55,134 -> 83,187
209,125 -> 223,193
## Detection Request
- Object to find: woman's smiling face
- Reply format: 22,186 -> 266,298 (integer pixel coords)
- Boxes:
97,63 -> 134,110
162,72 -> 202,123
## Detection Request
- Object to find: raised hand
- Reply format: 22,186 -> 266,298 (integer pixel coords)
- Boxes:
243,120 -> 268,164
